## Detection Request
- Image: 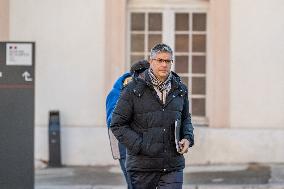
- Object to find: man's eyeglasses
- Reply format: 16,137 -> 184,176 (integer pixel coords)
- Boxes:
152,58 -> 173,65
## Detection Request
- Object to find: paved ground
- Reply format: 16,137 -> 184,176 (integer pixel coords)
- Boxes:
35,163 -> 284,189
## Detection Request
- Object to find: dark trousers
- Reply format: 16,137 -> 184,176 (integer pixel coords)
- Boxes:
118,143 -> 133,189
127,169 -> 183,189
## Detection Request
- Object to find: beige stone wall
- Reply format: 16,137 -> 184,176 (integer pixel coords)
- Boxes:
104,0 -> 127,96
230,0 -> 284,128
207,0 -> 230,128
0,0 -> 9,41
9,0 -> 106,127
187,127 -> 284,164
34,126 -> 284,165
8,0 -> 284,165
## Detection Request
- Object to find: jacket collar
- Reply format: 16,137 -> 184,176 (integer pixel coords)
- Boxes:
132,69 -> 187,98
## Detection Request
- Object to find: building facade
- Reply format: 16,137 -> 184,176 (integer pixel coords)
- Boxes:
0,0 -> 284,165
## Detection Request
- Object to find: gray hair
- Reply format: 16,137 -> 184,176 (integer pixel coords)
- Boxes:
150,43 -> 173,60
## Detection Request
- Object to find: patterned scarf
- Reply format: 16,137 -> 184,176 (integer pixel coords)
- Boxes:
148,68 -> 172,104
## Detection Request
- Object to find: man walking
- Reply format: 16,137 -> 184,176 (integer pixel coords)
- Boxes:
111,43 -> 194,189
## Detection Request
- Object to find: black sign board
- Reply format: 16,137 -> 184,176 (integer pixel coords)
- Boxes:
0,42 -> 35,189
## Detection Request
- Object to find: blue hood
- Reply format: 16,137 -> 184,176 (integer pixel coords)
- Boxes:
105,72 -> 132,127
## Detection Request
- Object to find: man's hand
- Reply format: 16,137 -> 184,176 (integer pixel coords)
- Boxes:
178,139 -> 190,154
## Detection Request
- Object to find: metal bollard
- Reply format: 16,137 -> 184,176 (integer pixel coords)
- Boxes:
48,110 -> 62,167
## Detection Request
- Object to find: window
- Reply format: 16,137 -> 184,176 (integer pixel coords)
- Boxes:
130,12 -> 163,65
128,5 -> 208,125
174,12 -> 207,125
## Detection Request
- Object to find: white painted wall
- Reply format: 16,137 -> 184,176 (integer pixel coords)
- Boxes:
9,0 -> 110,166
35,127 -> 117,166
188,127 -> 284,164
230,0 -> 284,128
35,127 -> 284,165
8,0 -> 284,166
9,0 -> 106,127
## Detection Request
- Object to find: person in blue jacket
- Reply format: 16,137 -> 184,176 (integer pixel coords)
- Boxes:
106,60 -> 149,189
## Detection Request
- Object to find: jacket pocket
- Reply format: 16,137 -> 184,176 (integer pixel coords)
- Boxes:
141,128 -> 164,157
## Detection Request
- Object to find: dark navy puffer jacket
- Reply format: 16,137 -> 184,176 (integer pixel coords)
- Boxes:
110,69 -> 194,172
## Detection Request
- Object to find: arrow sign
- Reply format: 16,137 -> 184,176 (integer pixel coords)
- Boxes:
22,71 -> 33,82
